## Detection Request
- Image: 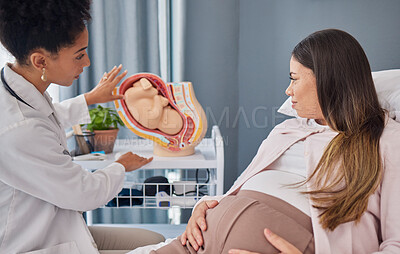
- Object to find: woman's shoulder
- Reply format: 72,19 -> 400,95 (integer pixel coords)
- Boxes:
380,118 -> 400,150
381,118 -> 400,138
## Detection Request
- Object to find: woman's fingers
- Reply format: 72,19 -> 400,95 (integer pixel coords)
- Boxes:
115,152 -> 153,172
107,64 -> 122,81
187,230 -> 199,250
85,64 -> 128,105
102,65 -> 127,85
205,200 -> 219,208
185,219 -> 202,250
196,200 -> 218,231
264,228 -> 302,254
192,224 -> 204,246
106,65 -> 118,77
181,200 -> 219,250
196,216 -> 207,231
113,69 -> 128,84
181,231 -> 187,245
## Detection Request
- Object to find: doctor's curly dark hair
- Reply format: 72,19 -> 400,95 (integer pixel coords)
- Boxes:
0,0 -> 91,64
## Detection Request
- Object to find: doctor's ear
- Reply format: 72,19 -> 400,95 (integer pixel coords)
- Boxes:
29,50 -> 51,71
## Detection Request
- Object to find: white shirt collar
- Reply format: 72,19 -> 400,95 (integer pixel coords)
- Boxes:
3,64 -> 54,117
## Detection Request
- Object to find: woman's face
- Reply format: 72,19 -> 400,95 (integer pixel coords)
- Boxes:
286,56 -> 326,124
46,28 -> 91,86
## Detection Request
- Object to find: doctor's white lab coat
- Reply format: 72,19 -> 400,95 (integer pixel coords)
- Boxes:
0,65 -> 125,253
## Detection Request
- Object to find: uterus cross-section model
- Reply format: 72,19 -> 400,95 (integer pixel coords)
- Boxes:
113,73 -> 207,156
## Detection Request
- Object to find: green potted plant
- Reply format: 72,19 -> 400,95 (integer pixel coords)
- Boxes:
85,105 -> 125,153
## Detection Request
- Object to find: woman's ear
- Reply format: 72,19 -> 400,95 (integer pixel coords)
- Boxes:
29,50 -> 48,71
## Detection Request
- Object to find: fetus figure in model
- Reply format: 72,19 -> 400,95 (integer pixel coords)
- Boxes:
125,78 -> 183,136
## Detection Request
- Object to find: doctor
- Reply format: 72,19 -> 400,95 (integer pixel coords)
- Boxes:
0,0 -> 162,253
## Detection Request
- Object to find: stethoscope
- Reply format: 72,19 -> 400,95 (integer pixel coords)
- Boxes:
1,67 -> 33,109
1,67 -> 72,157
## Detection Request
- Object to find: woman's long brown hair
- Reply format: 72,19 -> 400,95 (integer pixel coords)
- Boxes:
292,29 -> 385,230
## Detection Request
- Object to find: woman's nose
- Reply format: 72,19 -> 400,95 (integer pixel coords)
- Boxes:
84,55 -> 91,68
285,82 -> 294,96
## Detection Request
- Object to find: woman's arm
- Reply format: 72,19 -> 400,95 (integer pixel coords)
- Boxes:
376,121 -> 400,253
0,117 -> 150,211
52,94 -> 91,127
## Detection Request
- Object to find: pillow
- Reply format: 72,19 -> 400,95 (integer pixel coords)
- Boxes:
278,69 -> 400,122
373,69 -> 400,121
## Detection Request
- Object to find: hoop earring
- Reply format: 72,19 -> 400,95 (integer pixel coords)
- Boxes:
41,68 -> 47,82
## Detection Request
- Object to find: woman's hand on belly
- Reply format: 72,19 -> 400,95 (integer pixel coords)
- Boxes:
228,228 -> 302,254
181,200 -> 219,251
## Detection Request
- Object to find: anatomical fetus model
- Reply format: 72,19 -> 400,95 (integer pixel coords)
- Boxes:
113,73 -> 207,157
125,78 -> 183,136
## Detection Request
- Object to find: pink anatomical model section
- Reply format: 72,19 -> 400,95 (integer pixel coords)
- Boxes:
113,73 -> 207,156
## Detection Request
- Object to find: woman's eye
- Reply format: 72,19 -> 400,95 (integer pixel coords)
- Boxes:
76,54 -> 85,60
289,76 -> 296,81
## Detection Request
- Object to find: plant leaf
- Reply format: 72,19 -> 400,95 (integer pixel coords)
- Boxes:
84,104 -> 125,130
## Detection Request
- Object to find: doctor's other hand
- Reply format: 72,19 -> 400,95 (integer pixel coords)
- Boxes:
115,152 -> 153,172
181,200 -> 219,250
228,228 -> 302,254
84,64 -> 128,106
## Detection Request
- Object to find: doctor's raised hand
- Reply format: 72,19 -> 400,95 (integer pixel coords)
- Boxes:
84,64 -> 127,106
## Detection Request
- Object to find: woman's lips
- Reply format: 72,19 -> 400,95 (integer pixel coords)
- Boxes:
291,101 -> 297,108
